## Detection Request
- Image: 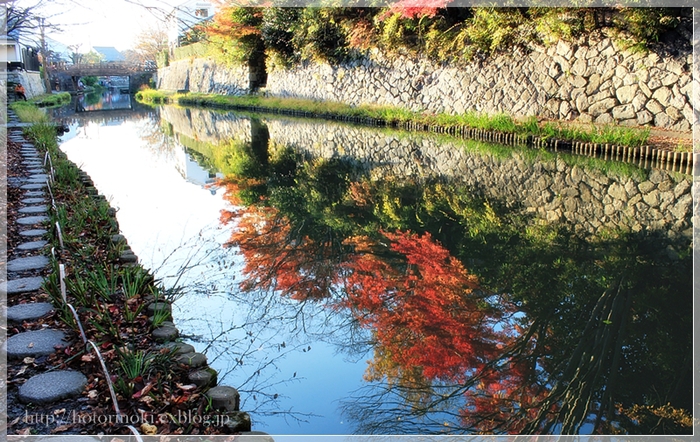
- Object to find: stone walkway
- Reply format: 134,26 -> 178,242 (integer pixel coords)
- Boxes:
4,118 -> 88,407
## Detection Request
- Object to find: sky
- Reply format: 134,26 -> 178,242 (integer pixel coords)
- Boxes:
25,0 -> 182,52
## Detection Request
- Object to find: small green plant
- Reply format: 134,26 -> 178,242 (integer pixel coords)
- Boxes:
150,306 -> 172,328
674,141 -> 692,153
117,348 -> 155,380
123,300 -> 145,324
87,304 -> 121,341
122,266 -> 151,299
87,265 -> 118,302
65,274 -> 93,307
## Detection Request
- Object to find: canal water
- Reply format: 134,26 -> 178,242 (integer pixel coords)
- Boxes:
53,92 -> 693,435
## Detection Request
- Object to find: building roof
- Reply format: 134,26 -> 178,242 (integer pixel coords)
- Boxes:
91,46 -> 125,62
45,37 -> 72,63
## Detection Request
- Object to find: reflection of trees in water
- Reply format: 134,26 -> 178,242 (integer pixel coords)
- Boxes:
148,227 -> 324,424
216,144 -> 692,435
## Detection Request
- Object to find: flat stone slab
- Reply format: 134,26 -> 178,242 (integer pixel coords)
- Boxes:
18,205 -> 48,214
6,329 -> 67,359
18,370 -> 87,404
23,162 -> 43,167
27,176 -> 49,183
20,229 -> 48,237
7,255 -> 50,272
17,215 -> 48,225
25,191 -> 46,197
17,240 -> 48,251
4,276 -> 44,294
119,252 -> 138,263
7,302 -> 53,322
20,183 -> 47,190
8,177 -> 27,187
27,168 -> 45,174
21,197 -> 46,204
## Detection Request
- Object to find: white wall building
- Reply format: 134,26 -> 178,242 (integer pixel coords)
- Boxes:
1,35 -> 22,65
166,0 -> 217,48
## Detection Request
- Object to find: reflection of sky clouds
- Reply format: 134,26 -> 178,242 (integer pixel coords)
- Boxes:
58,113 -> 370,435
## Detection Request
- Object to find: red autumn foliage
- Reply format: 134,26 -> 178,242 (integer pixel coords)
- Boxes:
382,0 -> 450,20
203,5 -> 262,39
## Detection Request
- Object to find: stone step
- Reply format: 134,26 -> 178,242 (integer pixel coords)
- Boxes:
176,352 -> 207,368
7,302 -> 54,323
7,255 -> 49,272
21,197 -> 47,205
18,205 -> 48,214
152,325 -> 179,342
20,229 -> 48,237
3,276 -> 44,294
18,370 -> 87,404
17,215 -> 49,225
17,240 -> 49,251
26,176 -> 50,183
5,329 -> 67,359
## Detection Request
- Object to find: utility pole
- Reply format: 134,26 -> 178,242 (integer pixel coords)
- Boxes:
38,17 -> 52,93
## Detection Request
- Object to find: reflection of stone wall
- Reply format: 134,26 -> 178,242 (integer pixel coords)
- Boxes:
160,106 -> 252,144
263,38 -> 692,131
264,118 -> 693,237
157,58 -> 250,95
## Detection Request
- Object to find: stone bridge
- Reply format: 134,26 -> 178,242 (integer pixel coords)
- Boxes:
49,62 -> 156,77
48,62 -> 156,93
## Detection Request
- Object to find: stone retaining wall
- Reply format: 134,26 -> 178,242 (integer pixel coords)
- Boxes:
7,71 -> 46,98
264,38 -> 692,131
157,58 -> 250,95
157,33 -> 693,131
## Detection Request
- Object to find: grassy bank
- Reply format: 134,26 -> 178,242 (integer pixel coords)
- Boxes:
136,89 -> 651,148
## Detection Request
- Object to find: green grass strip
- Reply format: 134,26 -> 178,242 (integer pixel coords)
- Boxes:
135,89 -> 651,148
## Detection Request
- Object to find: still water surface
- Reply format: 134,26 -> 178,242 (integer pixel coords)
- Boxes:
54,92 -> 693,435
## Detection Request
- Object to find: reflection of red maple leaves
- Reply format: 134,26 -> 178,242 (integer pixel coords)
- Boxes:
220,196 -> 546,432
341,230 -> 546,433
341,230 -> 494,381
221,204 -> 339,301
